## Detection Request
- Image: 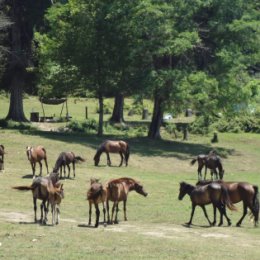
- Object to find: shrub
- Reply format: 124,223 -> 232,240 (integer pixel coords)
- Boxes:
66,119 -> 98,133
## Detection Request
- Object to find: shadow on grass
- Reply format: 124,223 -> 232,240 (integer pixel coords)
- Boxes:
19,129 -> 235,159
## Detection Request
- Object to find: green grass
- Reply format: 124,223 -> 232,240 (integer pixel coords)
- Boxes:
0,129 -> 259,260
0,95 -> 260,259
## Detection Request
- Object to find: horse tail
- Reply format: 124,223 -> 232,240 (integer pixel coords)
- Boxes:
221,186 -> 237,211
12,185 -> 33,191
42,147 -> 47,159
252,185 -> 259,226
125,144 -> 130,165
190,158 -> 197,166
75,156 -> 86,163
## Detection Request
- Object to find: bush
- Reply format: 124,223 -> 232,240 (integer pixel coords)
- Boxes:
66,119 -> 98,133
0,119 -> 36,130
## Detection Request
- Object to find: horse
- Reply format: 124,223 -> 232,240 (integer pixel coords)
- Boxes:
87,178 -> 107,227
0,144 -> 5,171
53,151 -> 85,179
12,171 -> 62,225
190,152 -> 224,180
26,146 -> 49,178
49,183 -> 64,225
106,177 -> 148,224
197,180 -> 259,227
178,181 -> 236,226
93,140 -> 130,167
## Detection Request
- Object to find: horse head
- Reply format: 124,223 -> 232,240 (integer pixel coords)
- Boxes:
93,152 -> 100,166
26,146 -> 33,161
178,182 -> 191,200
134,182 -> 148,197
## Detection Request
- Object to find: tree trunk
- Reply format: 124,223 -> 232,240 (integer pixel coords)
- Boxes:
5,1 -> 27,122
148,95 -> 163,139
110,93 -> 125,123
97,93 -> 104,136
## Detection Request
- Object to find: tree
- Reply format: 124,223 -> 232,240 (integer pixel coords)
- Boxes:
3,0 -> 52,121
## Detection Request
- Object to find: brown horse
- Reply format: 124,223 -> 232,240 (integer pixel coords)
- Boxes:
12,171 -> 62,225
87,178 -> 107,227
53,151 -> 85,178
94,140 -> 130,167
190,153 -> 224,180
178,181 -> 236,226
49,183 -> 64,225
26,146 -> 49,178
106,177 -> 148,224
197,180 -> 259,227
0,144 -> 5,171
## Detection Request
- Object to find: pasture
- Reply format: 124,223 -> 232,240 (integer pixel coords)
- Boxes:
0,128 -> 259,260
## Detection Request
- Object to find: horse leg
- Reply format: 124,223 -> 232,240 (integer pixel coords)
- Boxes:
72,162 -> 75,178
201,205 -> 212,226
106,152 -> 111,166
56,206 -> 60,225
212,205 -> 217,226
119,152 -> 123,167
63,164 -> 66,178
51,203 -> 55,226
88,201 -> 92,226
123,200 -> 127,221
39,161 -> 43,176
94,203 -> 100,228
204,166 -> 208,180
31,162 -> 35,178
42,200 -> 48,225
236,202 -> 247,227
40,202 -> 44,223
111,202 -> 117,224
186,204 -> 196,226
44,158 -> 49,174
198,165 -> 203,180
33,197 -> 37,223
221,205 -> 232,226
106,200 -> 110,224
114,202 -> 119,224
67,164 -> 71,178
102,201 -> 106,226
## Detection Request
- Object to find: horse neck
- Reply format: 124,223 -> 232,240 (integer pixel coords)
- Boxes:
185,183 -> 195,196
95,147 -> 103,159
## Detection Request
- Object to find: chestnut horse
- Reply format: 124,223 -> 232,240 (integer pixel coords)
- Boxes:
12,171 -> 62,225
87,178 -> 107,227
53,151 -> 85,178
197,180 -> 259,227
94,140 -> 130,167
0,144 -> 5,170
26,146 -> 49,178
106,177 -> 148,224
190,153 -> 224,180
178,181 -> 236,226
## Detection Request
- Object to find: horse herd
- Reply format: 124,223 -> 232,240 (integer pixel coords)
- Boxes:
0,140 -> 259,228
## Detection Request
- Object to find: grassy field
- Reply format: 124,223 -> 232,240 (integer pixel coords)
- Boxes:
0,95 -> 260,259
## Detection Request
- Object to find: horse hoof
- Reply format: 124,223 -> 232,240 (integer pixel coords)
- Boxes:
218,223 -> 223,227
236,223 -> 241,227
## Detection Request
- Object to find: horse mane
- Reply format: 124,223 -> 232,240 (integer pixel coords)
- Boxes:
110,177 -> 137,185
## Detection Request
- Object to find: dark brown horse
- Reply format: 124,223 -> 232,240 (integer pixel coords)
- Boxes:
12,171 -> 61,225
197,180 -> 259,227
106,177 -> 148,224
53,151 -> 85,178
26,146 -> 49,178
0,144 -> 5,171
178,181 -> 236,226
94,140 -> 130,167
190,153 -> 224,180
87,178 -> 107,227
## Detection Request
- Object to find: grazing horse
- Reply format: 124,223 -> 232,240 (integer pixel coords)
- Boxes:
53,151 -> 85,178
94,140 -> 130,167
0,144 -> 5,171
178,182 -> 236,226
87,178 -> 107,227
197,180 -> 259,227
26,146 -> 49,178
190,153 -> 224,180
106,177 -> 148,224
12,171 -> 62,225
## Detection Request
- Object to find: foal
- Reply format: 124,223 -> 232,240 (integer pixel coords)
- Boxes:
106,177 -> 148,224
12,171 -> 61,225
178,181 -> 236,226
54,151 -> 85,178
87,178 -> 107,227
26,146 -> 49,178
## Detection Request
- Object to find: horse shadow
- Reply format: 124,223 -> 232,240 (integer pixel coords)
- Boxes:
78,222 -> 107,228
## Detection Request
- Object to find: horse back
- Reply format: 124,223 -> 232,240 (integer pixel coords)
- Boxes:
104,140 -> 128,153
106,181 -> 128,201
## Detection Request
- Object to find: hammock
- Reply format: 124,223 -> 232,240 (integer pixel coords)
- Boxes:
40,97 -> 67,105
